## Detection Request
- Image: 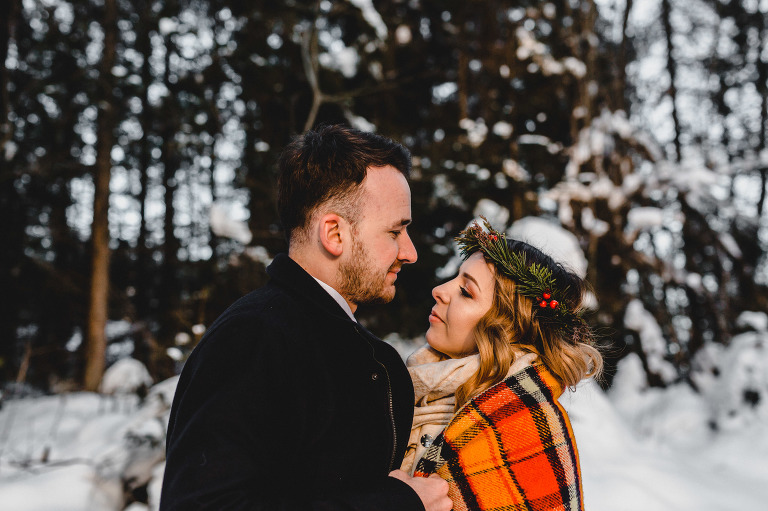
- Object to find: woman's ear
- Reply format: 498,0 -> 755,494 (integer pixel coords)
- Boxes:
318,213 -> 345,257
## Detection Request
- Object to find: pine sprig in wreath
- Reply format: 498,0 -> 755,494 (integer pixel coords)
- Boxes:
455,217 -> 586,340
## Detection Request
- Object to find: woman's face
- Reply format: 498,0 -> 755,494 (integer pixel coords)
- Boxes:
426,252 -> 496,358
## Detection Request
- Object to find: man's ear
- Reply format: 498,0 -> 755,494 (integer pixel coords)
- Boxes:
318,213 -> 346,257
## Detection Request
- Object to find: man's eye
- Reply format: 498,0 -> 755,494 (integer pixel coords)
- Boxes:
390,230 -> 401,238
460,287 -> 471,298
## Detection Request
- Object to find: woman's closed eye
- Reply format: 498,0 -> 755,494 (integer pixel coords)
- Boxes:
460,286 -> 472,298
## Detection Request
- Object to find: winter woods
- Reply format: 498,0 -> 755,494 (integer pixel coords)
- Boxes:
2,1 -> 768,510
1,0 -> 767,407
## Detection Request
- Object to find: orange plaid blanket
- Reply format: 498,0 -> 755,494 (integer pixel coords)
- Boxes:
413,364 -> 583,511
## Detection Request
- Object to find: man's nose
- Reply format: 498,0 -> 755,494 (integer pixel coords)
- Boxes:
398,232 -> 418,264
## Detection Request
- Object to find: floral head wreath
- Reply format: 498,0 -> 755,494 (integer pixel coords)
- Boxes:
455,217 -> 589,342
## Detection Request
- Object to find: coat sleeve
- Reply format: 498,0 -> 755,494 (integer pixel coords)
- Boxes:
159,314 -> 424,511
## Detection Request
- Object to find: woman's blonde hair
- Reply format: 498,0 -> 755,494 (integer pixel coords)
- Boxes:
455,240 -> 603,409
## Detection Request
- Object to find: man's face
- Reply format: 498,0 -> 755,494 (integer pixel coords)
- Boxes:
339,165 -> 418,306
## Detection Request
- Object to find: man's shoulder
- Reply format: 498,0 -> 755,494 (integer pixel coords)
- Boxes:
214,281 -> 308,324
196,276 -> 346,352
200,284 -> 298,342
179,285 -> 310,378
220,284 -> 289,320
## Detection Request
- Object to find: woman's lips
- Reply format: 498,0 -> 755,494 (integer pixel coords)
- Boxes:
429,310 -> 443,323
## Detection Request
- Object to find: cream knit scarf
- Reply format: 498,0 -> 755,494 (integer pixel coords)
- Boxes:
400,344 -> 538,474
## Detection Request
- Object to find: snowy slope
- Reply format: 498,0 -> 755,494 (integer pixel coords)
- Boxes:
1,336 -> 767,510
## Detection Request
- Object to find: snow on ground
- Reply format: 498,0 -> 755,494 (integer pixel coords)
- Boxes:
562,380 -> 767,510
1,330 -> 767,510
561,313 -> 768,510
0,376 -> 176,511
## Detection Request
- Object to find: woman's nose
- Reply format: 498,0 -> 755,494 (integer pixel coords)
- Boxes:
432,282 -> 448,303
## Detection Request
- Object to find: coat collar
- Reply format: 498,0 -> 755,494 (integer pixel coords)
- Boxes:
267,253 -> 358,325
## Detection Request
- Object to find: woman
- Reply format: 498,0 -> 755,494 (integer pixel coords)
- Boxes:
401,218 -> 602,511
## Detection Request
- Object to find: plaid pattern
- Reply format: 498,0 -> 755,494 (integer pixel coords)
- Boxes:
414,364 -> 583,511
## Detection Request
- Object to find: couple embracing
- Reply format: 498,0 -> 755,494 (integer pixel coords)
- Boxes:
160,125 -> 602,511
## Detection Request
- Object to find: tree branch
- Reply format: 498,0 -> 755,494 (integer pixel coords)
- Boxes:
302,21 -> 324,132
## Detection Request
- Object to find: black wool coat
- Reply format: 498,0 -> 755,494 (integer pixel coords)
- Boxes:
160,254 -> 423,510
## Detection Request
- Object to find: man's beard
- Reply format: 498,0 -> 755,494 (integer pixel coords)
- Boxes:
339,237 -> 400,307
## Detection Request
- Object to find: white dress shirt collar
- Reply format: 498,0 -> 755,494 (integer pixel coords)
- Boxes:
312,276 -> 357,322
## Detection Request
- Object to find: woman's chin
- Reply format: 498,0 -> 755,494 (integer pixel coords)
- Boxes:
424,340 -> 451,359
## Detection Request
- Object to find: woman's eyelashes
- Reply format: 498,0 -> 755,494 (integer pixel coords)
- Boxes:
460,286 -> 472,298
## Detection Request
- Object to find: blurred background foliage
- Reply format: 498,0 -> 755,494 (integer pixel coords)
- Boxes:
2,0 -> 767,393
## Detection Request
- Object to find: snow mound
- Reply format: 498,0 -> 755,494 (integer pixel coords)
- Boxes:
736,310 -> 768,332
693,331 -> 768,431
209,203 -> 252,244
508,216 -> 587,278
623,301 -> 677,384
99,358 -> 153,396
0,376 -> 178,511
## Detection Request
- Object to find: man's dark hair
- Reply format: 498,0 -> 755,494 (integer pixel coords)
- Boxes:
277,124 -> 412,243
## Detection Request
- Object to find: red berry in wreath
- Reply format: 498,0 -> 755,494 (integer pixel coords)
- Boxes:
550,300 -> 559,308
543,291 -> 551,300
539,300 -> 548,308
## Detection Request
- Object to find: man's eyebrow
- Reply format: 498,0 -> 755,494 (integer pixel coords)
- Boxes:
389,218 -> 412,228
461,272 -> 481,291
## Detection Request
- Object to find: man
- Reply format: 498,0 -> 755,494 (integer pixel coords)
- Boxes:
160,125 -> 450,510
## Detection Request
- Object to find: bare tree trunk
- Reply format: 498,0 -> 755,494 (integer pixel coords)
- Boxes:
0,0 -> 16,154
616,0 -> 633,113
457,51 -> 469,120
158,33 -> 180,344
208,139 -> 220,257
661,0 -> 682,162
0,0 -> 20,382
136,0 -> 155,320
757,14 -> 768,217
84,0 -> 117,392
582,0 -> 598,123
564,0 -> 597,139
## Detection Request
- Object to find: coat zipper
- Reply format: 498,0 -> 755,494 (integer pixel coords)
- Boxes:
357,326 -> 398,472
379,363 -> 398,472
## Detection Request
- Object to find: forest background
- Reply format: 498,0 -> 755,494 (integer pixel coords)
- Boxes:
2,0 -> 767,417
